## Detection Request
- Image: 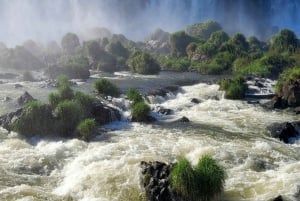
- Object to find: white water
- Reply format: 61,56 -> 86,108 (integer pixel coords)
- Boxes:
0,77 -> 300,201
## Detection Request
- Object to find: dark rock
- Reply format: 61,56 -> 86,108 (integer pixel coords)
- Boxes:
0,73 -> 18,79
0,108 -> 23,131
178,116 -> 190,123
155,106 -> 173,115
262,96 -> 288,109
91,100 -> 121,124
272,195 -> 283,201
17,91 -> 35,106
266,122 -> 299,143
191,98 -> 201,104
14,84 -> 23,88
294,107 -> 300,114
294,185 -> 300,199
140,161 -> 172,201
147,86 -> 180,97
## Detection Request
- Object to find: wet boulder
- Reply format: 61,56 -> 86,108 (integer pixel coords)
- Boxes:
140,161 -> 173,201
272,195 -> 284,201
147,85 -> 180,97
91,100 -> 121,124
191,98 -> 201,104
266,122 -> 299,143
0,108 -> 23,131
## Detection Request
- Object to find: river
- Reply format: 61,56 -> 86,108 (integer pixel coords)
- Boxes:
0,71 -> 299,201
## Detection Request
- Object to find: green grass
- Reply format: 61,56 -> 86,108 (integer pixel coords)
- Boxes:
170,155 -> 225,201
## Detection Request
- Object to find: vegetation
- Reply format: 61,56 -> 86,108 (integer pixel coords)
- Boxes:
12,79 -> 107,139
219,76 -> 248,99
126,88 -> 143,104
13,101 -> 53,137
169,31 -> 195,57
61,33 -> 81,55
131,101 -> 151,122
170,155 -> 225,201
94,78 -> 120,97
126,88 -> 152,122
186,20 -> 222,40
54,100 -> 82,137
46,55 -> 90,79
127,51 -> 161,74
77,118 -> 97,140
276,67 -> 300,93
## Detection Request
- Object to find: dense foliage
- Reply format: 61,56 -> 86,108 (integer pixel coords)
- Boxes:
77,118 -> 97,140
126,88 -> 151,122
12,79 -> 113,139
219,76 -> 248,99
61,33 -> 81,55
170,155 -> 225,201
127,51 -> 161,74
94,78 -> 120,97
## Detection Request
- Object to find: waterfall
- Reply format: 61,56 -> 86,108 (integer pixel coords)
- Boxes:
0,0 -> 299,46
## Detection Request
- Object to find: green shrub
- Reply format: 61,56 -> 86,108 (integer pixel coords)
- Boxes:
48,82 -> 74,108
54,100 -> 82,137
74,91 -> 94,118
275,67 -> 300,93
195,155 -> 226,201
55,74 -> 69,87
186,20 -> 222,40
94,78 -> 120,97
126,88 -> 143,104
219,76 -> 248,99
127,51 -> 161,74
77,118 -> 97,140
170,155 -> 225,201
170,158 -> 197,200
13,101 -> 53,137
131,102 -> 150,122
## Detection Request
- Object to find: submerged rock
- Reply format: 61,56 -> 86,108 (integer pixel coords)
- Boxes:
191,98 -> 201,104
272,195 -> 284,201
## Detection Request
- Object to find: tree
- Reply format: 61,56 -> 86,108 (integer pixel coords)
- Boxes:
94,78 -> 120,97
61,33 -> 80,55
169,31 -> 195,57
186,20 -> 222,40
271,29 -> 299,53
13,101 -> 53,137
127,51 -> 161,74
208,30 -> 229,46
54,100 -> 82,137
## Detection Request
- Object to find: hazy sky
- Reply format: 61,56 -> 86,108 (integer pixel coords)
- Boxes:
0,0 -> 299,46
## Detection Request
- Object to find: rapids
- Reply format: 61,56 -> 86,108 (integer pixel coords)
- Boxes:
0,71 -> 299,201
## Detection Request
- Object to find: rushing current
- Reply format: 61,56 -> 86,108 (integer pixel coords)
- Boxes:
0,71 -> 299,201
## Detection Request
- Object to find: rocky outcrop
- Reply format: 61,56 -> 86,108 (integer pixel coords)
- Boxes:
266,122 -> 299,143
277,79 -> 300,107
140,161 -> 173,201
0,108 -> 23,131
17,91 -> 35,106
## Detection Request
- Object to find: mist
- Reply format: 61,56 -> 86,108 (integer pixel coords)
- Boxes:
0,0 -> 299,46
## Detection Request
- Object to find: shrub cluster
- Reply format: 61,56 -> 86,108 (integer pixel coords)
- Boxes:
94,78 -> 120,97
13,77 -> 102,140
219,76 -> 248,99
170,155 -> 225,201
126,88 -> 151,122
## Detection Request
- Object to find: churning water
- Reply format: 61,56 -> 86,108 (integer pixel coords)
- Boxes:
0,72 -> 299,201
